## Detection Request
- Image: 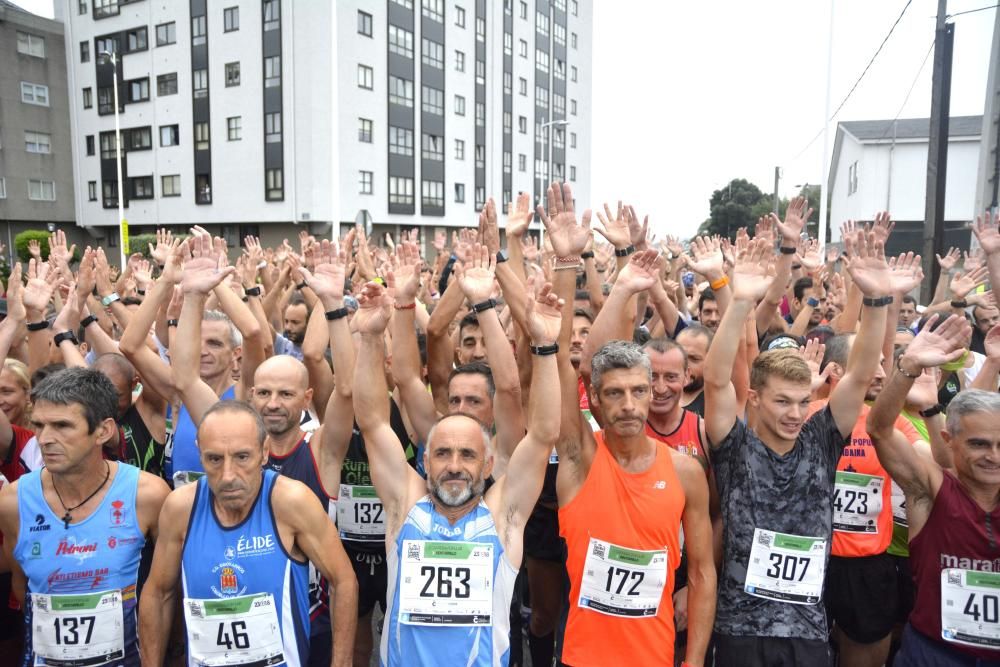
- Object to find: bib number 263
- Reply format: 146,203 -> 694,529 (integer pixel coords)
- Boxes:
419,566 -> 471,598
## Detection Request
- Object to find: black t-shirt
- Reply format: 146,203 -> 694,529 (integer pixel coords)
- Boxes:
684,391 -> 705,418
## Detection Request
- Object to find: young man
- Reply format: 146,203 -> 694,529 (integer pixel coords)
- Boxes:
0,368 -> 170,666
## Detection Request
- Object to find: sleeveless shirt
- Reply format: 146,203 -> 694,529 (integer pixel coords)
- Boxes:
166,385 -> 237,485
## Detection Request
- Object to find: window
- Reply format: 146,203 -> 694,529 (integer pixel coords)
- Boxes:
358,10 -> 372,36
505,0 -> 512,14
422,134 -> 443,161
571,32 -> 577,48
392,0 -> 413,8
96,35 -> 118,56
359,118 -> 373,143
475,17 -> 485,41
80,41 -> 90,62
503,111 -> 511,132
422,180 -> 444,208
388,26 -> 413,58
455,183 -> 465,202
389,126 -> 413,155
555,59 -> 566,80
553,23 -> 566,46
518,116 -> 527,134
503,72 -> 512,94
454,139 -> 465,160
534,158 -> 545,180
162,174 -> 180,196
17,32 -> 45,58
553,126 -> 565,149
83,87 -> 93,108
265,112 -> 282,142
519,39 -> 527,58
85,135 -> 95,156
160,124 -> 179,146
193,69 -> 208,97
24,131 -> 51,154
572,0 -> 578,15
0,178 -> 5,199
475,186 -> 485,209
553,92 -> 565,116
503,32 -> 512,55
536,86 -> 548,109
454,95 -> 465,115
519,1 -> 527,19
475,144 -> 485,168
79,1 -> 87,15
127,127 -> 152,150
156,22 -> 176,46
518,153 -> 526,172
389,176 -> 414,205
196,174 -> 211,203
359,171 -> 373,194
503,151 -> 512,172
94,0 -> 118,18
191,16 -> 206,45
455,5 -> 465,26
848,161 -> 859,195
157,73 -> 178,96
571,66 -> 578,82
455,50 -> 465,72
571,99 -> 577,115
570,132 -> 577,148
20,82 -> 49,106
128,78 -> 150,103
28,179 -> 55,201
102,180 -> 118,207
266,168 -> 283,200
226,62 -> 240,86
195,122 -> 210,150
535,11 -> 549,36
100,133 -> 119,159
519,78 -> 527,96
88,181 -> 97,201
227,117 -> 241,141
98,87 -> 113,113
358,64 -> 374,89
224,7 -> 239,32
129,176 -> 154,199
422,86 -> 443,115
570,166 -> 576,181
264,0 -> 280,30
389,76 -> 413,106
553,0 -> 566,11
475,60 -> 485,84
422,38 -> 444,69
126,27 -> 147,52
264,56 -> 280,87
422,0 -> 443,21
536,49 -> 549,74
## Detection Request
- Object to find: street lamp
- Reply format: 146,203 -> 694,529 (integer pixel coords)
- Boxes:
99,50 -> 127,269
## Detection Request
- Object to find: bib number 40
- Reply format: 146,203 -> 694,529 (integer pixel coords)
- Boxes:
419,566 -> 471,599
963,592 -> 1000,624
765,553 -> 811,582
216,620 -> 250,650
52,616 -> 95,645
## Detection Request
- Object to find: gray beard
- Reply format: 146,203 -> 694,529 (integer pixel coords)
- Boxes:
429,475 -> 486,507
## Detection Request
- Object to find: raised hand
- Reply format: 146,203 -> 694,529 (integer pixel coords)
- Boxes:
524,279 -> 563,345
181,227 -> 233,294
4,264 -> 26,324
950,265 -> 989,298
754,216 -> 775,246
22,259 -> 60,314
964,247 -> 986,273
94,248 -> 114,296
870,211 -> 895,246
594,201 -> 631,250
844,231 -> 889,297
161,239 -> 187,284
451,229 -> 476,264
773,196 -> 813,243
149,229 -> 174,266
389,242 -> 423,302
984,323 -> 1000,362
298,239 -> 348,308
75,248 -> 97,301
454,243 -> 497,304
521,234 -> 539,263
27,239 -> 42,262
800,338 -> 832,392
731,238 -> 776,302
625,205 -> 649,251
132,258 -> 153,292
887,252 -> 924,296
972,211 -> 1000,256
663,235 -> 685,260
537,181 -> 591,257
615,249 -> 663,295
54,280 -> 83,333
479,198 -> 501,254
432,230 -> 447,254
48,229 -> 76,269
900,314 -> 971,371
506,191 -> 533,239
935,247 -> 960,271
353,281 -> 392,335
685,236 -> 724,280
906,368 -> 941,411
797,238 -> 823,274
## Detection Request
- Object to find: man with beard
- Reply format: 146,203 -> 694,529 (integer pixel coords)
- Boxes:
676,325 -> 712,417
970,302 -> 999,355
170,240 -> 356,667
353,274 -> 560,667
274,296 -> 308,360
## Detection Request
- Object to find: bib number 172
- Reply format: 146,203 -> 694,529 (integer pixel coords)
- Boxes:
53,616 -> 95,645
216,620 -> 250,650
605,566 -> 644,596
765,553 -> 810,582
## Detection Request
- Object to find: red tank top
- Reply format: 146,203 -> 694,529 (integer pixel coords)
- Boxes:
909,471 -> 1000,660
559,431 -> 685,666
645,409 -> 706,465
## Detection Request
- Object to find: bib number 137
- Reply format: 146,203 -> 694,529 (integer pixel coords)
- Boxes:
52,615 -> 95,645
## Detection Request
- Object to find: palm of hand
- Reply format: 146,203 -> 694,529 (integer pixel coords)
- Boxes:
907,334 -> 963,368
181,256 -> 223,292
732,264 -> 772,300
847,257 -> 890,294
507,209 -> 531,237
395,264 -> 421,299
975,224 -> 1000,254
310,264 -> 345,300
985,329 -> 1000,361
603,220 -> 630,248
889,267 -> 921,295
23,279 -> 53,311
617,264 -> 657,293
689,250 -> 723,276
459,267 -> 494,302
354,304 -> 390,334
548,212 -> 588,256
528,305 -> 562,343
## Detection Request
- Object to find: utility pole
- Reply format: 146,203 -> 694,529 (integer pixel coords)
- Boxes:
921,0 -> 954,304
773,166 -> 781,214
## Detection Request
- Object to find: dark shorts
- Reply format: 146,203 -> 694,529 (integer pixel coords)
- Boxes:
894,623 -> 1000,667
306,629 -> 331,667
824,552 -> 898,643
712,633 -> 833,667
345,544 -> 387,618
524,503 -> 564,562
891,554 -> 916,625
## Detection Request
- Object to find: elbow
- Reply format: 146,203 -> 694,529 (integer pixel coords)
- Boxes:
240,320 -> 264,343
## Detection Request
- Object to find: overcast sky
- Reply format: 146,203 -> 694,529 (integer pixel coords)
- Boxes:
12,0 -> 998,238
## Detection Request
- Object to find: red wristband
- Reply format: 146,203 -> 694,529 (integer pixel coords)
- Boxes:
393,301 -> 416,310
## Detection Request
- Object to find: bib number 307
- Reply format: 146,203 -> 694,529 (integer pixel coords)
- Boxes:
744,528 -> 826,605
941,568 -> 1000,648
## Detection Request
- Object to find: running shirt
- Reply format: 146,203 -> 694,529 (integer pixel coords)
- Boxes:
1,425 -> 35,483
645,409 -> 707,467
683,391 -> 705,418
14,463 -> 145,667
710,407 -> 848,641
382,496 -> 517,667
888,411 -> 931,558
559,431 -> 684,666
908,471 -> 1000,661
166,385 -> 237,487
119,404 -> 165,477
181,469 -> 311,667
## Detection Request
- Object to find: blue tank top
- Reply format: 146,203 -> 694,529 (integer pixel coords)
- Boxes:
382,496 -> 517,667
181,469 -> 311,667
14,463 -> 144,667
166,385 -> 237,485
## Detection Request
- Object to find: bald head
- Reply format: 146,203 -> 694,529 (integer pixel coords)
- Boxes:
254,354 -> 310,389
91,353 -> 137,418
250,355 -> 313,437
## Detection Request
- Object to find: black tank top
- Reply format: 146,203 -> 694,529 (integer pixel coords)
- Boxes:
265,432 -> 331,511
119,404 -> 164,477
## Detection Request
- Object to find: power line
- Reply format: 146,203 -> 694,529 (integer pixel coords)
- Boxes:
946,3 -> 998,19
875,37 -> 936,142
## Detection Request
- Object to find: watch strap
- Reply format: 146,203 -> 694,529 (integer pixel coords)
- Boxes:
471,299 -> 497,313
918,403 -> 945,418
325,307 -> 350,321
614,245 -> 635,258
862,295 -> 893,308
530,343 -> 559,356
53,331 -> 79,346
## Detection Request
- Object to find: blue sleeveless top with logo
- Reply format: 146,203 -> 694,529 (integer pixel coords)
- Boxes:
181,469 -> 310,667
382,495 -> 517,667
166,385 -> 237,485
14,463 -> 145,667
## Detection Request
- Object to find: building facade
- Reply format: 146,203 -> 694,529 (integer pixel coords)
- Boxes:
55,0 -> 592,249
0,0 -> 77,251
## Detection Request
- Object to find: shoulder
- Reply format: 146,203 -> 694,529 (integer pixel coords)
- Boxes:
271,475 -> 322,518
0,480 -> 21,529
669,449 -> 707,490
137,471 -> 171,509
160,481 -> 198,519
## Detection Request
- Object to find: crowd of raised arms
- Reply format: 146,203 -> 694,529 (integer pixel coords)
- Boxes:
0,184 -> 997,667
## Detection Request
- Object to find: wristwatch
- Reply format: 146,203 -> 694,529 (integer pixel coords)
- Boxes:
100,292 -> 121,307
496,249 -> 509,264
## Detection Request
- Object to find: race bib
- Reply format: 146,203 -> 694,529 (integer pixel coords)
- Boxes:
577,538 -> 668,618
744,529 -> 826,605
891,480 -> 907,528
941,568 -> 1000,649
183,593 -> 284,666
32,590 -> 125,666
173,470 -> 205,488
399,540 -> 494,626
549,447 -> 559,465
336,485 -> 385,541
833,471 -> 883,533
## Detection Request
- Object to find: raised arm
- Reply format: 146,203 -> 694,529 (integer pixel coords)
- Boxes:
301,303 -> 335,414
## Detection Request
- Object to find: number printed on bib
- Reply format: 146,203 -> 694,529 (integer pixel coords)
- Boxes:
172,470 -> 205,488
577,537 -> 668,618
891,480 -> 908,528
31,590 -> 125,666
832,471 -> 883,533
183,593 -> 284,666
337,485 -> 385,541
941,568 -> 1000,648
399,540 -> 494,626
744,529 -> 826,605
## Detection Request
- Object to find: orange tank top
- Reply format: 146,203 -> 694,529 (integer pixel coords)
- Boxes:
645,408 -> 707,466
559,431 -> 685,667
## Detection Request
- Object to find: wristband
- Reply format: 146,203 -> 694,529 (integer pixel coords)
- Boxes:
530,343 -> 559,356
951,298 -> 968,309
614,245 -> 635,258
325,307 -> 349,321
26,320 -> 50,332
80,315 -> 99,328
296,281 -> 307,290
52,331 -> 78,347
779,246 -> 798,255
710,275 -> 729,291
167,319 -> 179,327
100,292 -> 121,307
862,295 -> 893,308
245,286 -> 261,297
471,299 -> 497,313
496,249 -> 509,264
806,297 -> 820,308
919,403 -> 945,418
394,301 -> 416,310
581,251 -> 595,260
896,355 -> 921,379
136,288 -> 146,296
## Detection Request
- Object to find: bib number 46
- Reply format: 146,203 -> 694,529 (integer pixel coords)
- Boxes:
419,566 -> 471,599
765,553 -> 811,582
216,620 -> 250,650
52,616 -> 95,645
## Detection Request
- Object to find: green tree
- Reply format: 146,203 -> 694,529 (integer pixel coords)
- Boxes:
701,179 -> 769,240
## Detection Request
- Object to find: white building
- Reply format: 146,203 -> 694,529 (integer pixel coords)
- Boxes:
828,115 -> 983,254
55,0 -> 593,250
